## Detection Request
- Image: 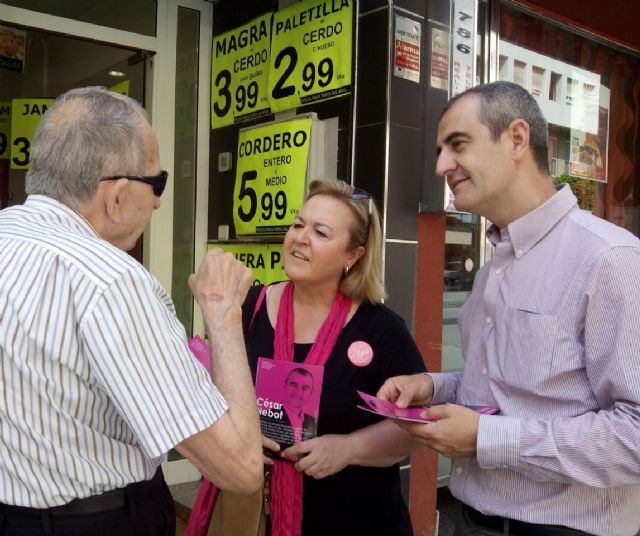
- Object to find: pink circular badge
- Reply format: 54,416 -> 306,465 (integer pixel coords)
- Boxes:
348,341 -> 374,367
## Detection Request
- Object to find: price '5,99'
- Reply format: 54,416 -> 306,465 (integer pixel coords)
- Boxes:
237,171 -> 288,223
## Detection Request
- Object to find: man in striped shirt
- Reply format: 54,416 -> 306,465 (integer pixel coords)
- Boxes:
379,81 -> 640,536
0,87 -> 262,535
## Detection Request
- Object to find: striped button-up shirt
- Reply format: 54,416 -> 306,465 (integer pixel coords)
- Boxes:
431,185 -> 640,536
0,195 -> 228,507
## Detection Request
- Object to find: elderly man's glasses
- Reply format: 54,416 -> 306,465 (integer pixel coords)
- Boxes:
99,170 -> 168,197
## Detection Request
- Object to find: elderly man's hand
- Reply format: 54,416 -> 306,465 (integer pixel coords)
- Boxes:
394,404 -> 479,458
188,248 -> 252,330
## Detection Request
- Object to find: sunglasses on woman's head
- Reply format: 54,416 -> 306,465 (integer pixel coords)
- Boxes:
350,188 -> 373,215
99,170 -> 169,197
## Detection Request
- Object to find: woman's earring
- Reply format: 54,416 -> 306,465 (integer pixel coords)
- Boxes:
344,265 -> 350,275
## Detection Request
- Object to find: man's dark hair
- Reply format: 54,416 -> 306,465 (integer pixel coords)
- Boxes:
441,81 -> 549,174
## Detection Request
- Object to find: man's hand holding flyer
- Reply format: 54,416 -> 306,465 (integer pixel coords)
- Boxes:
357,390 -> 498,423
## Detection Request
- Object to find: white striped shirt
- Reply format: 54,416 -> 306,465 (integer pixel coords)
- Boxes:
0,195 -> 228,507
431,185 -> 640,536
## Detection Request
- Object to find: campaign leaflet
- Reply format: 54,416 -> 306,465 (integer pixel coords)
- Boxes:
356,390 -> 499,423
188,335 -> 211,373
255,358 -> 323,450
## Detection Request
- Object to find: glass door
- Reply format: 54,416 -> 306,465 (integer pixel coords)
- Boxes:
0,23 -> 149,256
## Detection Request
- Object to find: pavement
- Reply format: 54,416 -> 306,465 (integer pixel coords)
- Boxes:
170,479 -> 462,535
437,486 -> 460,536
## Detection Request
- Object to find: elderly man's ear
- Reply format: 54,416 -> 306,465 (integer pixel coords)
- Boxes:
100,178 -> 129,224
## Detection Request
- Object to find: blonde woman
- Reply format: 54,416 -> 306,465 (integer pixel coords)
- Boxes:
243,178 -> 425,536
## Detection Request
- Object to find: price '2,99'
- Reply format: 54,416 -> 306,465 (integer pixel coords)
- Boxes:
271,46 -> 334,100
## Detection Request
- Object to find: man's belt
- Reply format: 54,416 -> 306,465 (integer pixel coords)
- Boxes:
0,467 -> 164,517
462,503 -> 592,536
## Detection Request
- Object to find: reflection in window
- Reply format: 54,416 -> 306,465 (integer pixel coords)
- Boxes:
2,0 -> 157,36
171,7 -> 200,335
531,66 -> 545,97
0,23 -> 146,223
500,5 -> 640,236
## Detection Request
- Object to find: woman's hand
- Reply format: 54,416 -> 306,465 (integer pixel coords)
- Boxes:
262,435 -> 280,465
282,435 -> 353,479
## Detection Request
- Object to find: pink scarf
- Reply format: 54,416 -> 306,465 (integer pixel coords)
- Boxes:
270,281 -> 351,536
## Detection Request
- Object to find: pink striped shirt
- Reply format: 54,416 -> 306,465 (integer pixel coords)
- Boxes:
431,185 -> 640,536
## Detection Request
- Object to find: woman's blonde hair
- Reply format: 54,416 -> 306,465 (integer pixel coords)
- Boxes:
306,178 -> 386,304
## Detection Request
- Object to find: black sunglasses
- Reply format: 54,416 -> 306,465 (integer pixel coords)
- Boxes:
99,170 -> 168,197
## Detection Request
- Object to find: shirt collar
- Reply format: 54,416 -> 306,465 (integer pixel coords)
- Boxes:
486,184 -> 578,255
24,195 -> 101,239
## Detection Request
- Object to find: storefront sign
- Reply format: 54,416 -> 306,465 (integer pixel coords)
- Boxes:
210,242 -> 287,285
569,97 -> 609,183
394,15 -> 421,83
0,25 -> 26,73
568,75 -> 599,134
0,101 -> 10,160
10,98 -> 54,170
211,13 -> 272,129
108,80 -> 130,96
268,0 -> 352,113
450,0 -> 476,97
445,0 -> 476,211
430,27 -> 449,90
233,117 -> 312,236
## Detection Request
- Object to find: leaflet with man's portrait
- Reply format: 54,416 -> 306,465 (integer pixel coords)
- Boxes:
255,358 -> 324,450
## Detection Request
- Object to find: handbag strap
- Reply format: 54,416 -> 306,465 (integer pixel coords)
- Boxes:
249,285 -> 268,330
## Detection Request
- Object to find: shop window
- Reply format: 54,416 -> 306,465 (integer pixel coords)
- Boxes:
500,4 -> 640,236
0,22 -> 148,258
2,0 -> 157,36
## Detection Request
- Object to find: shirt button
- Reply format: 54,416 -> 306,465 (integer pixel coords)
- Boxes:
481,367 -> 488,376
495,267 -> 502,275
455,466 -> 463,475
516,249 -> 523,257
485,317 -> 492,326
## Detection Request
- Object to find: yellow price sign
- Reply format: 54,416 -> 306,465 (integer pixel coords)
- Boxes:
211,243 -> 268,285
212,13 -> 272,129
268,0 -> 352,113
0,101 -> 10,160
10,98 -> 54,170
266,243 -> 287,284
108,80 -> 130,96
233,118 -> 312,236
209,242 -> 288,286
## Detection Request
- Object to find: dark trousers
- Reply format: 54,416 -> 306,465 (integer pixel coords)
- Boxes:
454,503 -> 592,536
0,472 -> 175,536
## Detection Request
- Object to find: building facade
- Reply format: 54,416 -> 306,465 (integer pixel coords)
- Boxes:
1,0 -> 638,533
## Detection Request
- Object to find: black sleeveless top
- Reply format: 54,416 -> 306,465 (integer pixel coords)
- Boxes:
242,285 -> 426,536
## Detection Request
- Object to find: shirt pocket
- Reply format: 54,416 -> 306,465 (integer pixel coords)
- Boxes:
501,306 -> 558,390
